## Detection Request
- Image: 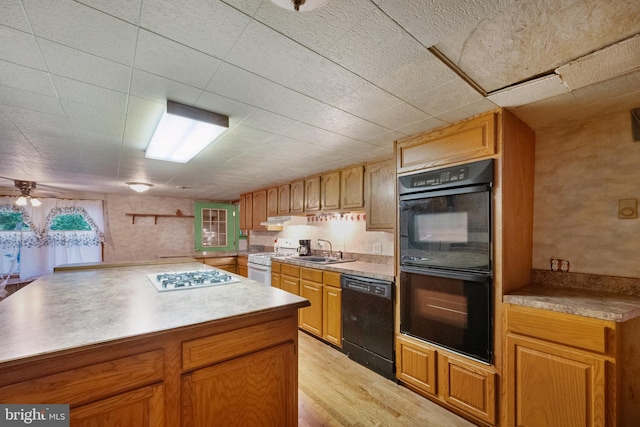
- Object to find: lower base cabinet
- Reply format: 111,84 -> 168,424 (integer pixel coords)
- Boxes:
195,256 -> 237,274
0,310 -> 301,427
237,256 -> 248,277
396,334 -> 496,425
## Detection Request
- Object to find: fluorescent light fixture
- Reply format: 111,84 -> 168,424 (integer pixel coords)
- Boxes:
145,101 -> 229,163
127,182 -> 153,193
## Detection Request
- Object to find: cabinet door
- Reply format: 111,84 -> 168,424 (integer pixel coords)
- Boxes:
304,176 -> 321,212
365,158 -> 395,231
239,194 -> 246,230
278,184 -> 291,214
322,171 -> 341,210
72,384 -> 164,427
290,181 -> 304,214
281,276 -> 299,296
323,285 -> 341,347
244,193 -> 253,229
252,190 -> 267,229
299,281 -> 323,336
341,165 -> 364,209
440,353 -> 496,425
506,333 -> 606,427
271,272 -> 281,289
396,335 -> 437,396
267,187 -> 278,216
182,342 -> 296,427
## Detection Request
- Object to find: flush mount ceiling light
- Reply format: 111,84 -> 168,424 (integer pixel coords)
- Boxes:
145,101 -> 229,163
14,180 -> 41,206
127,182 -> 153,193
271,0 -> 330,12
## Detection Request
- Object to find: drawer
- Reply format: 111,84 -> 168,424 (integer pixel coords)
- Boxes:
301,267 -> 323,283
182,316 -> 297,371
271,261 -> 281,273
506,304 -> 615,354
0,350 -> 164,406
324,271 -> 341,287
281,264 -> 300,277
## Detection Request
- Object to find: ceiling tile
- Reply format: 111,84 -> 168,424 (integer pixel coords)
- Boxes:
0,85 -> 63,116
368,102 -> 431,130
435,98 -> 498,124
52,75 -> 128,112
488,74 -> 570,107
134,30 -> 221,89
76,0 -> 142,25
206,63 -> 275,107
38,39 -> 131,93
0,2 -> 32,33
0,61 -> 56,96
237,109 -> 297,135
556,35 -> 640,91
410,78 -> 484,116
333,82 -> 402,121
225,20 -> 319,85
139,0 -> 251,59
129,69 -> 203,105
60,100 -> 125,141
0,25 -> 45,70
1,104 -> 70,135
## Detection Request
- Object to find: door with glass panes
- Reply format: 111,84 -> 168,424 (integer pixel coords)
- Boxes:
194,202 -> 237,252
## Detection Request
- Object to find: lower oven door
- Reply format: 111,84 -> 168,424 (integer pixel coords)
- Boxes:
248,262 -> 271,286
400,267 -> 492,363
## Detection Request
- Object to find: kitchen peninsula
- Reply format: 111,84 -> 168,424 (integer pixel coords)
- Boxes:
0,261 -> 309,426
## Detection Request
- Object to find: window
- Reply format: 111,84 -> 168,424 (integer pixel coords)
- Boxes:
194,202 -> 237,252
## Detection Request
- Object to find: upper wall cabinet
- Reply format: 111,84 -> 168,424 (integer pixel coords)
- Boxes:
396,113 -> 496,173
304,176 -> 321,212
252,190 -> 267,230
290,180 -> 304,214
340,165 -> 364,209
278,184 -> 291,215
364,158 -> 395,231
322,171 -> 341,211
267,187 -> 278,216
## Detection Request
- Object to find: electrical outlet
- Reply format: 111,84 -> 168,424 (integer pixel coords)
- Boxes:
373,243 -> 382,254
550,258 -> 570,272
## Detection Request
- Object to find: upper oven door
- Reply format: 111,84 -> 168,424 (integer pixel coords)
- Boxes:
399,183 -> 492,273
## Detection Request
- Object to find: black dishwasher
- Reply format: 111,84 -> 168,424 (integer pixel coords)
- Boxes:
341,274 -> 395,380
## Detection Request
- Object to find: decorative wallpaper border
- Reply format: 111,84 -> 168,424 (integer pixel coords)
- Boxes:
531,269 -> 640,297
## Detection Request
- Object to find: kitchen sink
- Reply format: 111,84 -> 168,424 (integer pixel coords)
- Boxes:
289,256 -> 356,265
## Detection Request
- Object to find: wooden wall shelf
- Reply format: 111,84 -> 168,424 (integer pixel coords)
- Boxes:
125,213 -> 194,224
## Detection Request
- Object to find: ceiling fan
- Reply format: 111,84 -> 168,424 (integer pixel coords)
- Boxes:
0,177 -> 61,206
14,180 -> 42,206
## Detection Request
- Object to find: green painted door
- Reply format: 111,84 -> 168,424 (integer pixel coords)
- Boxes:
194,202 -> 237,252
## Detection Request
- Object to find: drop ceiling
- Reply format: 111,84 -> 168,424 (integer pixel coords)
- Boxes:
1,0 -> 638,200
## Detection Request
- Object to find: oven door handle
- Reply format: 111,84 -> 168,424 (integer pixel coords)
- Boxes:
400,266 -> 491,283
399,183 -> 491,201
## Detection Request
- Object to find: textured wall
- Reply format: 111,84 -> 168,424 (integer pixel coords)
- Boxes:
532,110 -> 640,278
103,194 -> 196,263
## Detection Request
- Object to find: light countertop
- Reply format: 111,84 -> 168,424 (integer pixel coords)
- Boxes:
504,283 -> 640,322
273,257 -> 395,282
0,262 -> 308,364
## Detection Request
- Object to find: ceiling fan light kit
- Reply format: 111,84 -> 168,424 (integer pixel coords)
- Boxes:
271,0 -> 330,12
145,101 -> 229,164
14,180 -> 42,206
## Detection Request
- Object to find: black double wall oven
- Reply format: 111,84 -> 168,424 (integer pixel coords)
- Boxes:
398,159 -> 494,364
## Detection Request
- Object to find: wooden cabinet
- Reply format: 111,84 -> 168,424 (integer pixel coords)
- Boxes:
396,113 -> 497,174
340,165 -> 364,209
243,192 -> 253,230
196,256 -> 237,274
182,342 -> 296,426
271,261 -> 282,289
267,187 -> 278,216
364,158 -> 395,231
504,304 -> 617,427
280,264 -> 300,296
237,256 -> 247,277
278,184 -> 291,214
239,194 -> 247,230
322,271 -> 342,347
252,189 -> 267,230
396,334 -> 496,425
321,171 -> 341,210
300,271 -> 323,337
304,176 -> 321,212
290,180 -> 304,214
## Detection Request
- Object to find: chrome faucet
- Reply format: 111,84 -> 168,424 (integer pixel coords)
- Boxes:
317,239 -> 332,258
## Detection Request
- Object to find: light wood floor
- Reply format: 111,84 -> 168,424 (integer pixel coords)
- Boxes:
297,331 -> 476,426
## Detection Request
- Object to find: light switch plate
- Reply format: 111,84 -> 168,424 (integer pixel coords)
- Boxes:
618,199 -> 637,219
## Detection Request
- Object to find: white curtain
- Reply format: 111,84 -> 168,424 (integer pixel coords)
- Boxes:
0,198 -> 105,282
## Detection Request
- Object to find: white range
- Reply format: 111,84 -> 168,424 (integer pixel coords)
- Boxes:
247,238 -> 302,285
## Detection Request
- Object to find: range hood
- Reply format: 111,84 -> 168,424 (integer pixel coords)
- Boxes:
260,216 -> 307,231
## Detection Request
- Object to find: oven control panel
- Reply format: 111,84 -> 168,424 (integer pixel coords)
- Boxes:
342,275 -> 393,299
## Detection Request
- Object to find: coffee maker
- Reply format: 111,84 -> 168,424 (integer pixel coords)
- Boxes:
298,240 -> 312,256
